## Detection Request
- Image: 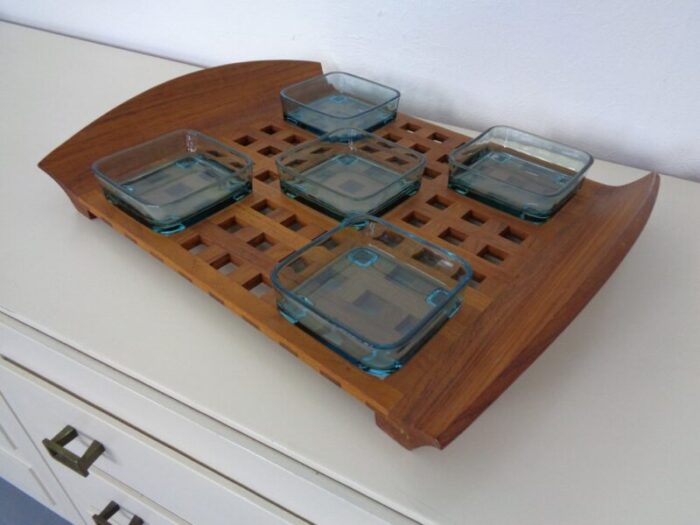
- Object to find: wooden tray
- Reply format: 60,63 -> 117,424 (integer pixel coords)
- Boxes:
39,61 -> 659,449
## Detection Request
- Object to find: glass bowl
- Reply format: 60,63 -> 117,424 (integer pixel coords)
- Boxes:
275,128 -> 425,220
280,72 -> 400,135
448,126 -> 593,221
271,215 -> 472,377
92,129 -> 253,235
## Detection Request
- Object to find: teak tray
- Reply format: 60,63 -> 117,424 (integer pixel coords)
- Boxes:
39,61 -> 659,449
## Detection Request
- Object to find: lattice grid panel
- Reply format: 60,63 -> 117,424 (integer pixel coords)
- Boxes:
143,115 -> 546,340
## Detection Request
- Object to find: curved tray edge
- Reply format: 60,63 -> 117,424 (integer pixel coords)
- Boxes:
379,172 -> 660,449
38,60 -> 323,217
36,57 -> 662,451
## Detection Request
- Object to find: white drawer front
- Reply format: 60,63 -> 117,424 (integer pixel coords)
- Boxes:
0,407 -> 15,452
54,463 -> 187,525
0,313 -> 413,525
0,447 -> 55,509
0,358 -> 304,525
0,387 -> 82,523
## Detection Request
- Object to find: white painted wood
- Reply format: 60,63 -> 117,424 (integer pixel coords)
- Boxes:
0,448 -> 56,510
1,21 -> 699,525
0,359 -> 305,525
0,400 -> 16,452
0,314 -> 411,524
52,465 -> 188,525
0,386 -> 83,523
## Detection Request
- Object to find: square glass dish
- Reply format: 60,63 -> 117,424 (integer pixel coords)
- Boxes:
92,129 -> 253,235
448,126 -> 593,222
280,72 -> 400,135
271,215 -> 472,377
275,128 -> 426,220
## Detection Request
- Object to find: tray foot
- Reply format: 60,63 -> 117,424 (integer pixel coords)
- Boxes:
375,413 -> 438,450
69,194 -> 96,219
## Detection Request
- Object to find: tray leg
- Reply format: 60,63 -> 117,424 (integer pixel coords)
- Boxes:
68,194 -> 96,219
375,413 -> 436,450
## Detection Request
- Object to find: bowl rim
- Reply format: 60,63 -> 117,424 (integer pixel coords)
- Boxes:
275,128 -> 426,203
447,125 -> 594,198
91,129 -> 253,210
271,214 -> 472,351
280,71 -> 400,120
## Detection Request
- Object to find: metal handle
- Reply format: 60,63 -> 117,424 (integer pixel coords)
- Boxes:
42,425 -> 105,477
93,501 -> 144,525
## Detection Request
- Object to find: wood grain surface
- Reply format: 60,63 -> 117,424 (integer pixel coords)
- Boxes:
38,60 -> 660,449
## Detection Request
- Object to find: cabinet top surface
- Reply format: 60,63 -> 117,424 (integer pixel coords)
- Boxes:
1,21 -> 699,525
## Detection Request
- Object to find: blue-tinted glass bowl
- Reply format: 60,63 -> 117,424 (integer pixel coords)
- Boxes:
448,126 -> 593,222
275,128 -> 425,220
271,215 -> 472,377
92,130 -> 253,234
280,72 -> 400,135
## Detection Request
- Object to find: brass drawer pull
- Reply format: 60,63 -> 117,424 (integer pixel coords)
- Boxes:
93,500 -> 144,525
42,425 -> 105,477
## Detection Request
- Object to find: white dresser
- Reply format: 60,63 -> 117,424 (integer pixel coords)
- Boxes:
1,21 -> 699,525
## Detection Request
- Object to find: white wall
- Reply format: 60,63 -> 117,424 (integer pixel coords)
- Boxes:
2,0 -> 698,180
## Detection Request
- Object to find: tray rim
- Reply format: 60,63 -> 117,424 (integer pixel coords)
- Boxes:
38,59 -> 660,449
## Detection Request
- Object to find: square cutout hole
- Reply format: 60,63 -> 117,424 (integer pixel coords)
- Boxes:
412,249 -> 441,267
467,272 -> 485,288
284,134 -> 305,145
290,258 -> 308,273
423,167 -> 440,179
451,267 -> 467,281
206,149 -> 223,158
354,290 -> 390,314
428,131 -> 448,143
281,215 -> 304,232
321,237 -> 339,250
439,227 -> 466,246
401,122 -> 421,133
427,194 -> 452,210
395,314 -> 419,335
462,210 -> 487,226
251,199 -> 276,215
211,254 -> 238,275
219,217 -> 242,234
374,230 -> 404,247
411,143 -> 429,154
182,236 -> 207,255
360,144 -> 379,154
387,156 -> 408,166
258,145 -> 281,157
311,146 -> 331,155
255,170 -> 277,184
382,132 -> 400,142
500,226 -> 527,244
285,159 -> 306,168
244,274 -> 273,298
260,124 -> 280,135
478,245 -> 508,265
235,135 -> 257,146
437,154 -> 449,164
248,233 -> 275,251
402,211 -> 430,228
